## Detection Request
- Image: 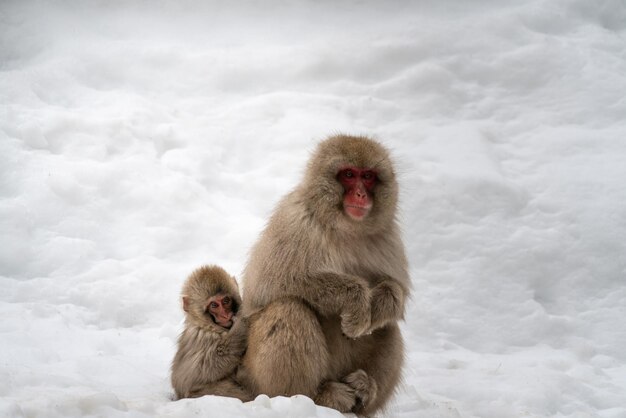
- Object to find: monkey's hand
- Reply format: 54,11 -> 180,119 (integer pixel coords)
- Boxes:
224,316 -> 248,357
368,279 -> 405,332
340,282 -> 372,339
297,272 -> 372,339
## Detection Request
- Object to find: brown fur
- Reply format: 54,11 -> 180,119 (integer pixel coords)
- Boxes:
241,135 -> 410,415
171,265 -> 253,402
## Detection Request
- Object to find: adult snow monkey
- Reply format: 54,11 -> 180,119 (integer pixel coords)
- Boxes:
171,265 -> 252,402
240,135 -> 410,415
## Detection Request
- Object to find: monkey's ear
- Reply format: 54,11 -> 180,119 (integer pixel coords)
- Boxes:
182,296 -> 190,312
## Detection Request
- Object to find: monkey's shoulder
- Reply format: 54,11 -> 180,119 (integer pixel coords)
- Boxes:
267,193 -> 318,234
254,200 -> 325,259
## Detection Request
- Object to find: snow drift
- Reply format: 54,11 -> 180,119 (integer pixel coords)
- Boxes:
1,1 -> 625,417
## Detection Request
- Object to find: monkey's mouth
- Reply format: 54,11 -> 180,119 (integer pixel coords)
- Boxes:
214,319 -> 233,329
213,314 -> 234,329
345,205 -> 370,220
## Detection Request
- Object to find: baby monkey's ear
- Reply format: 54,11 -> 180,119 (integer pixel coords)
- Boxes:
182,295 -> 190,313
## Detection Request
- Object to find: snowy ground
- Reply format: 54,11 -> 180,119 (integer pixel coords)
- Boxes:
1,1 -> 626,417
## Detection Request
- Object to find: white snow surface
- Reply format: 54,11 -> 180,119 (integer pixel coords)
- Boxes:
1,1 -> 626,417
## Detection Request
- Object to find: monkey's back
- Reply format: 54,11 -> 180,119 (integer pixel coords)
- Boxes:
242,191 -> 328,311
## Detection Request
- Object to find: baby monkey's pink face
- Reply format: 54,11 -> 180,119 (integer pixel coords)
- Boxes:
206,294 -> 235,328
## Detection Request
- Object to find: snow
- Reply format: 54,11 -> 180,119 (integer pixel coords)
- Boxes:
1,0 -> 625,417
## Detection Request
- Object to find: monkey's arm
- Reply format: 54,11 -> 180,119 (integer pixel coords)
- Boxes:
284,272 -> 372,338
222,316 -> 248,358
172,326 -> 244,399
174,322 -> 248,398
368,277 -> 407,332
201,319 -> 248,382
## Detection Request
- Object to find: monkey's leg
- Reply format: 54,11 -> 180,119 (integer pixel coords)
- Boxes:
355,324 -> 404,416
342,369 -> 378,414
243,298 -> 329,398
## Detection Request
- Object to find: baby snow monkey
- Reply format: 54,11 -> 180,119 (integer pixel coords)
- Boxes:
171,265 -> 252,401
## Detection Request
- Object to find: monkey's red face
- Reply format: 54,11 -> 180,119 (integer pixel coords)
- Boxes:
207,294 -> 235,328
337,167 -> 377,221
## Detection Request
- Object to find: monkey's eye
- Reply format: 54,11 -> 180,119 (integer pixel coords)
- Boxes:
210,302 -> 218,309
344,170 -> 354,178
223,297 -> 231,306
363,172 -> 373,180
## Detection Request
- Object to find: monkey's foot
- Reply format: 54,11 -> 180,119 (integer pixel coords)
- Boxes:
342,369 -> 378,413
314,380 -> 357,413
